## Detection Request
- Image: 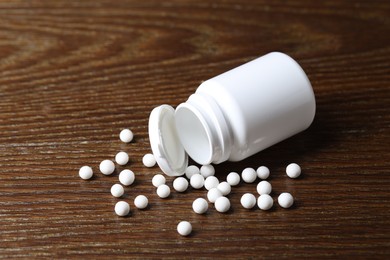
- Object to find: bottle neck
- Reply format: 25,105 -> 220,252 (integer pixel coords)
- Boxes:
175,92 -> 232,165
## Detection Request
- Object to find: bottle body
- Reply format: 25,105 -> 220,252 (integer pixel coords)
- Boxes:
175,52 -> 316,165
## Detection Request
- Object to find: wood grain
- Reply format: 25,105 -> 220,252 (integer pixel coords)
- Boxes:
0,0 -> 389,258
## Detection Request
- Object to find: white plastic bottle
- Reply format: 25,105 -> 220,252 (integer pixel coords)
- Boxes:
149,52 -> 316,176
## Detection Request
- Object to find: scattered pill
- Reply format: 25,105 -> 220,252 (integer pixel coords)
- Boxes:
99,160 -> 115,175
190,174 -> 204,189
217,181 -> 231,196
79,166 -> 93,180
173,177 -> 189,192
142,153 -> 156,167
278,192 -> 294,208
119,129 -> 134,143
115,151 -> 129,165
226,172 -> 240,186
177,221 -> 192,236
256,166 -> 270,180
242,167 -> 257,183
156,184 -> 170,198
200,165 -> 215,178
152,174 -> 166,187
185,165 -> 200,179
134,195 -> 149,209
192,198 -> 208,214
111,184 -> 124,198
286,163 -> 301,178
114,201 -> 130,216
207,187 -> 223,203
241,193 -> 256,209
256,181 -> 272,195
204,176 -> 219,190
118,169 -> 135,186
214,196 -> 231,213
257,194 -> 273,210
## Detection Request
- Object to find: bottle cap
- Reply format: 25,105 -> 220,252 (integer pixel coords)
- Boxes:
148,105 -> 188,176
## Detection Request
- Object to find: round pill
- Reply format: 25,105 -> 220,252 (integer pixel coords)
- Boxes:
207,187 -> 223,203
242,167 -> 257,183
173,177 -> 189,192
192,198 -> 208,214
226,172 -> 240,186
190,174 -> 204,189
278,192 -> 294,208
286,163 -> 301,178
200,165 -> 215,178
214,196 -> 230,213
118,169 -> 135,186
114,201 -> 130,216
119,129 -> 134,143
177,221 -> 192,236
256,181 -> 272,195
142,153 -> 156,167
134,195 -> 148,209
79,166 -> 93,180
217,181 -> 231,196
204,176 -> 220,190
241,193 -> 256,209
111,184 -> 124,197
156,184 -> 170,198
99,160 -> 115,175
185,165 -> 200,179
152,174 -> 166,187
256,166 -> 270,180
257,194 -> 273,210
115,151 -> 129,165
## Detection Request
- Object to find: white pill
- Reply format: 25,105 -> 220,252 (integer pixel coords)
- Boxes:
242,167 -> 257,183
241,193 -> 256,209
256,181 -> 272,195
134,195 -> 148,209
114,201 -> 130,216
115,151 -> 129,165
118,169 -> 135,186
152,174 -> 166,187
256,166 -> 270,180
119,129 -> 134,143
156,184 -> 170,198
142,153 -> 156,167
200,165 -> 215,178
192,198 -> 208,214
185,165 -> 200,179
207,187 -> 223,203
111,184 -> 124,197
257,194 -> 273,210
177,221 -> 192,236
217,181 -> 231,196
173,177 -> 189,192
204,176 -> 219,190
190,174 -> 204,189
278,192 -> 294,208
99,160 -> 115,175
214,196 -> 230,213
286,163 -> 301,178
79,166 -> 93,180
226,172 -> 240,186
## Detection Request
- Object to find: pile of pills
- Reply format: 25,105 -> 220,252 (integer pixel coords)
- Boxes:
78,128 -> 301,237
78,129 -> 150,218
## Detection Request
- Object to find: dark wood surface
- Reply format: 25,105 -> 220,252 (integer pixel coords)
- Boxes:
0,0 -> 389,258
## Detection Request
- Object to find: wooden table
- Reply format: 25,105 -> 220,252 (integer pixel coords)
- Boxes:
0,0 -> 389,258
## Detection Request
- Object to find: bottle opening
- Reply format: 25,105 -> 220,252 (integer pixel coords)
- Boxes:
175,105 -> 213,165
